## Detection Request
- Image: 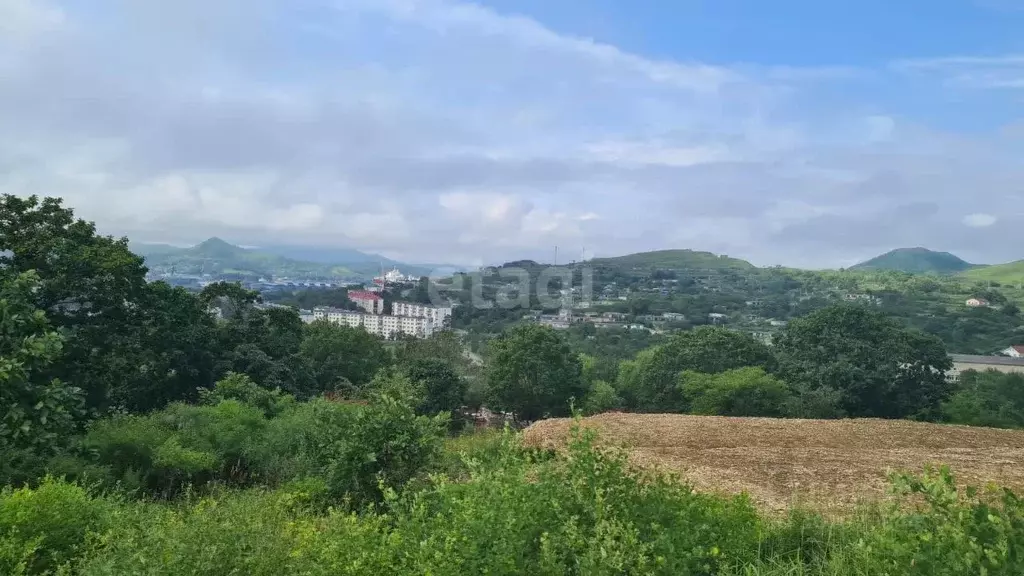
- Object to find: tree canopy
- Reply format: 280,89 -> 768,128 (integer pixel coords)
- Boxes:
485,324 -> 585,420
773,305 -> 953,419
616,327 -> 775,413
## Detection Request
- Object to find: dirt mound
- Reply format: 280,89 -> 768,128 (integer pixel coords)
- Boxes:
523,413 -> 1024,515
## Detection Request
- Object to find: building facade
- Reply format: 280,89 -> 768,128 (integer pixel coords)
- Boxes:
1001,345 -> 1024,358
312,307 -> 434,338
392,301 -> 453,326
948,354 -> 1024,379
347,290 -> 384,315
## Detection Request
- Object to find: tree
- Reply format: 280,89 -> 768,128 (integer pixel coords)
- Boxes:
616,327 -> 776,413
485,324 -> 585,421
199,282 -> 260,317
402,358 -> 467,418
298,320 -> 391,397
773,304 -> 954,420
678,368 -> 791,417
0,195 -> 150,411
111,281 -> 221,412
941,369 -> 1024,429
0,271 -> 86,454
581,380 -> 622,415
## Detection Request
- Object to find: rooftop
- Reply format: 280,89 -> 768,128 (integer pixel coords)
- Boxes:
949,354 -> 1024,367
348,290 -> 382,301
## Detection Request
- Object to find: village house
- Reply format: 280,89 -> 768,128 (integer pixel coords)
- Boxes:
966,298 -> 990,308
1001,345 -> 1024,358
948,354 -> 1024,379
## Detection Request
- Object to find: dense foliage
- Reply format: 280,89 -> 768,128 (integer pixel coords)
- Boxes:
486,324 -> 586,421
774,305 -> 954,419
2,427 -> 1024,575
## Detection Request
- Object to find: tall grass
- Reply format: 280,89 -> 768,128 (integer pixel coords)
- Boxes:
3,423 -> 1022,575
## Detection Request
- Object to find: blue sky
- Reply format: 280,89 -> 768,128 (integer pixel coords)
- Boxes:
483,0 -> 1024,66
1,0 -> 1022,268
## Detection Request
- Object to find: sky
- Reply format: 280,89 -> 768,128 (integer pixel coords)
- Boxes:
1,0 -> 1023,269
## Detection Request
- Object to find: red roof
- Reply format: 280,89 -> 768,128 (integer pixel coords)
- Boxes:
348,290 -> 382,301
1013,345 -> 1024,354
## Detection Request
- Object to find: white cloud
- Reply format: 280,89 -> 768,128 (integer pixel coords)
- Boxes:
0,0 -> 1021,266
893,54 -> 1024,89
963,213 -> 998,227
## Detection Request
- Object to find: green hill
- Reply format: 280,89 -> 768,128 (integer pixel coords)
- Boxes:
960,260 -> 1024,285
137,238 -> 358,280
589,249 -> 755,272
850,248 -> 975,274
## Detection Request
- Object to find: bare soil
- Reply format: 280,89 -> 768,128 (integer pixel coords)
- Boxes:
523,413 -> 1024,515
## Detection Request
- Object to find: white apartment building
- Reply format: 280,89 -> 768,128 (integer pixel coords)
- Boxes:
392,301 -> 453,326
311,307 -> 434,339
347,290 -> 384,315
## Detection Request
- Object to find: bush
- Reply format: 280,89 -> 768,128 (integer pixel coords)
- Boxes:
380,424 -> 761,575
679,368 -> 792,417
74,488 -> 326,576
6,432 -> 1024,575
942,369 -> 1024,429
0,477 -> 109,574
581,380 -> 622,415
198,372 -> 296,417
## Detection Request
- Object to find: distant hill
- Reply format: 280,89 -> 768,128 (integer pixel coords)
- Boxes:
135,238 -> 360,280
256,245 -> 389,266
960,260 -> 1024,285
235,243 -> 465,277
850,248 -> 976,274
589,249 -> 755,271
133,238 -> 461,280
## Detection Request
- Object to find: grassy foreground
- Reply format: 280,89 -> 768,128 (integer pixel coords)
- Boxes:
2,424 -> 1023,576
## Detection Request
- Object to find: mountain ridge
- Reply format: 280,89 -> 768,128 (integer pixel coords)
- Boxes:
587,249 -> 756,271
850,247 -> 976,274
133,238 -> 462,279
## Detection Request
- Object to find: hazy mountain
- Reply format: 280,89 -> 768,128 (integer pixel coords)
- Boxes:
256,245 -> 389,265
850,248 -> 976,274
135,237 -> 359,279
133,238 -> 466,279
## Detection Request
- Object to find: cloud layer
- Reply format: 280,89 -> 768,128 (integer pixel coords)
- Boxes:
1,0 -> 1022,268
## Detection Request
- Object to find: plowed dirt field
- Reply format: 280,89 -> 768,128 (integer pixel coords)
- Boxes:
523,413 -> 1024,515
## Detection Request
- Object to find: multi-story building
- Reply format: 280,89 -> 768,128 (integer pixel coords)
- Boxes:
348,290 -> 384,314
311,307 -> 434,339
392,301 -> 453,326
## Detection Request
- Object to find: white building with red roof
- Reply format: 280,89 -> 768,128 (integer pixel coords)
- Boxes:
1001,345 -> 1024,358
348,290 -> 384,315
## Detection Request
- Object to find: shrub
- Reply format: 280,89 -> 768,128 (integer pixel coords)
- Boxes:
581,380 -> 622,415
381,424 -> 761,575
74,489 -> 316,576
198,372 -> 296,417
0,477 -> 109,574
856,466 -> 1024,575
247,378 -> 448,505
679,368 -> 792,417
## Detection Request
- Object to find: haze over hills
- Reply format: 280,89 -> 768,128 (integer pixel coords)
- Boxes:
131,238 -> 454,280
132,237 -> 1024,285
850,248 -> 977,274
